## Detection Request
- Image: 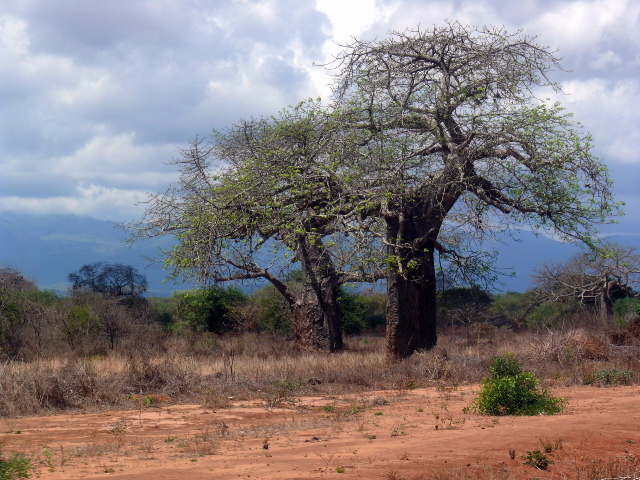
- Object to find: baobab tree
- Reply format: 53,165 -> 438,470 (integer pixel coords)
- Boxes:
129,101 -> 385,351
329,22 -> 618,357
132,23 -> 618,358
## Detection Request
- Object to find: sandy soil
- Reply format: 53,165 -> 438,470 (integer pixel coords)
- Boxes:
2,385 -> 638,479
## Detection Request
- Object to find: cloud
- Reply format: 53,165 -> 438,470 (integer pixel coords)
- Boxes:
0,183 -> 149,221
0,0 -> 638,233
0,1 -> 331,221
544,79 -> 640,165
528,0 -> 640,51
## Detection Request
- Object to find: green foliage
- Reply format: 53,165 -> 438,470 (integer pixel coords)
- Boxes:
360,291 -> 386,330
249,284 -> 293,334
338,287 -> 368,334
470,354 -> 564,416
438,286 -> 492,310
438,286 -> 493,326
489,353 -> 523,378
525,299 -> 581,329
0,449 -> 32,479
491,291 -> 527,317
148,295 -> 179,330
66,304 -> 101,335
613,297 -> 640,320
174,286 -> 247,334
593,368 -> 634,386
524,450 -> 553,470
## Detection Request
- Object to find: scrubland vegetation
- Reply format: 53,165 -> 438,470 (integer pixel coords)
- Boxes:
1,265 -> 639,420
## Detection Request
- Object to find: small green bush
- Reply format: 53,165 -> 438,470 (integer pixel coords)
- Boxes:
593,368 -> 634,387
524,450 -> 553,470
0,451 -> 32,480
613,297 -> 640,318
470,354 -> 564,416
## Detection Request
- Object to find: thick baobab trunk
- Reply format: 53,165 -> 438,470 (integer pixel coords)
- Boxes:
292,237 -> 344,352
291,277 -> 343,351
598,292 -> 613,323
385,213 -> 439,359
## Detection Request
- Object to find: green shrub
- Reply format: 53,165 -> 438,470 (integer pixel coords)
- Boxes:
488,352 -> 523,378
174,286 -> 247,334
469,354 -> 564,415
0,450 -> 32,480
250,284 -> 293,334
525,300 -> 581,329
593,368 -> 634,387
613,297 -> 640,320
338,287 -> 368,334
524,450 -> 553,470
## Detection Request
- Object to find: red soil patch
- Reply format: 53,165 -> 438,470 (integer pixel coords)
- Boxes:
2,385 -> 639,479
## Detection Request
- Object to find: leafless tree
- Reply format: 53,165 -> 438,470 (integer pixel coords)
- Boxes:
0,266 -> 37,292
533,244 -> 640,321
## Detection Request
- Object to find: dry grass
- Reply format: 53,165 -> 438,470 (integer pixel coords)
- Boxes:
388,455 -> 640,480
0,326 -> 638,418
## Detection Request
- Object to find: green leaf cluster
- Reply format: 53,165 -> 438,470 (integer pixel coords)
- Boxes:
174,286 -> 247,334
0,449 -> 31,480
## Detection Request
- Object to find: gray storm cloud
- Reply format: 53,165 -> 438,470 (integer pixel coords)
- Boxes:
0,0 -> 637,229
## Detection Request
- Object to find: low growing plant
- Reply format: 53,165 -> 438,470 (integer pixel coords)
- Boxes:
468,353 -> 565,416
593,368 -> 634,387
0,448 -> 32,480
524,450 -> 552,470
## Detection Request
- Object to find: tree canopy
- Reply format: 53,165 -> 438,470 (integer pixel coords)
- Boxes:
327,22 -> 618,357
533,244 -> 640,320
69,262 -> 148,298
131,22 -> 619,358
130,101 -> 385,351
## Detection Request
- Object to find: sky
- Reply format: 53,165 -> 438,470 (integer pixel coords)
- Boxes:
0,0 -> 638,241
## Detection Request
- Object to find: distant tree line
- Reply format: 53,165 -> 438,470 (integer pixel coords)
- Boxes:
1,248 -> 638,360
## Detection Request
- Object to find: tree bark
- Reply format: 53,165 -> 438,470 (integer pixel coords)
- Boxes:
598,291 -> 613,323
292,237 -> 344,351
385,211 -> 438,359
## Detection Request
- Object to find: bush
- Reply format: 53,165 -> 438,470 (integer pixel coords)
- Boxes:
469,353 -> 565,415
174,286 -> 247,334
593,368 -> 634,387
526,300 -> 582,329
247,284 -> 293,334
613,297 -> 640,321
0,450 -> 31,479
338,287 -> 368,334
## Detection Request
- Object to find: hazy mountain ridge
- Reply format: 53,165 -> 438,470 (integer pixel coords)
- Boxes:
0,212 -> 185,295
1,212 -> 637,295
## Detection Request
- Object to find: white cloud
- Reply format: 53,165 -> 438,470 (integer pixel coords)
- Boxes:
0,0 -> 639,229
54,131 -> 179,188
0,14 -> 29,56
590,51 -> 623,70
0,184 -> 149,221
546,79 -> 640,164
528,0 -> 638,51
316,0 -> 380,44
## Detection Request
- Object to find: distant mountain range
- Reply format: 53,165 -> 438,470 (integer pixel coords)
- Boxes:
0,212 -> 187,296
0,212 -> 636,295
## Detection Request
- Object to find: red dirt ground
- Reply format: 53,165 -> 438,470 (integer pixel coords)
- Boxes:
2,385 -> 638,479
